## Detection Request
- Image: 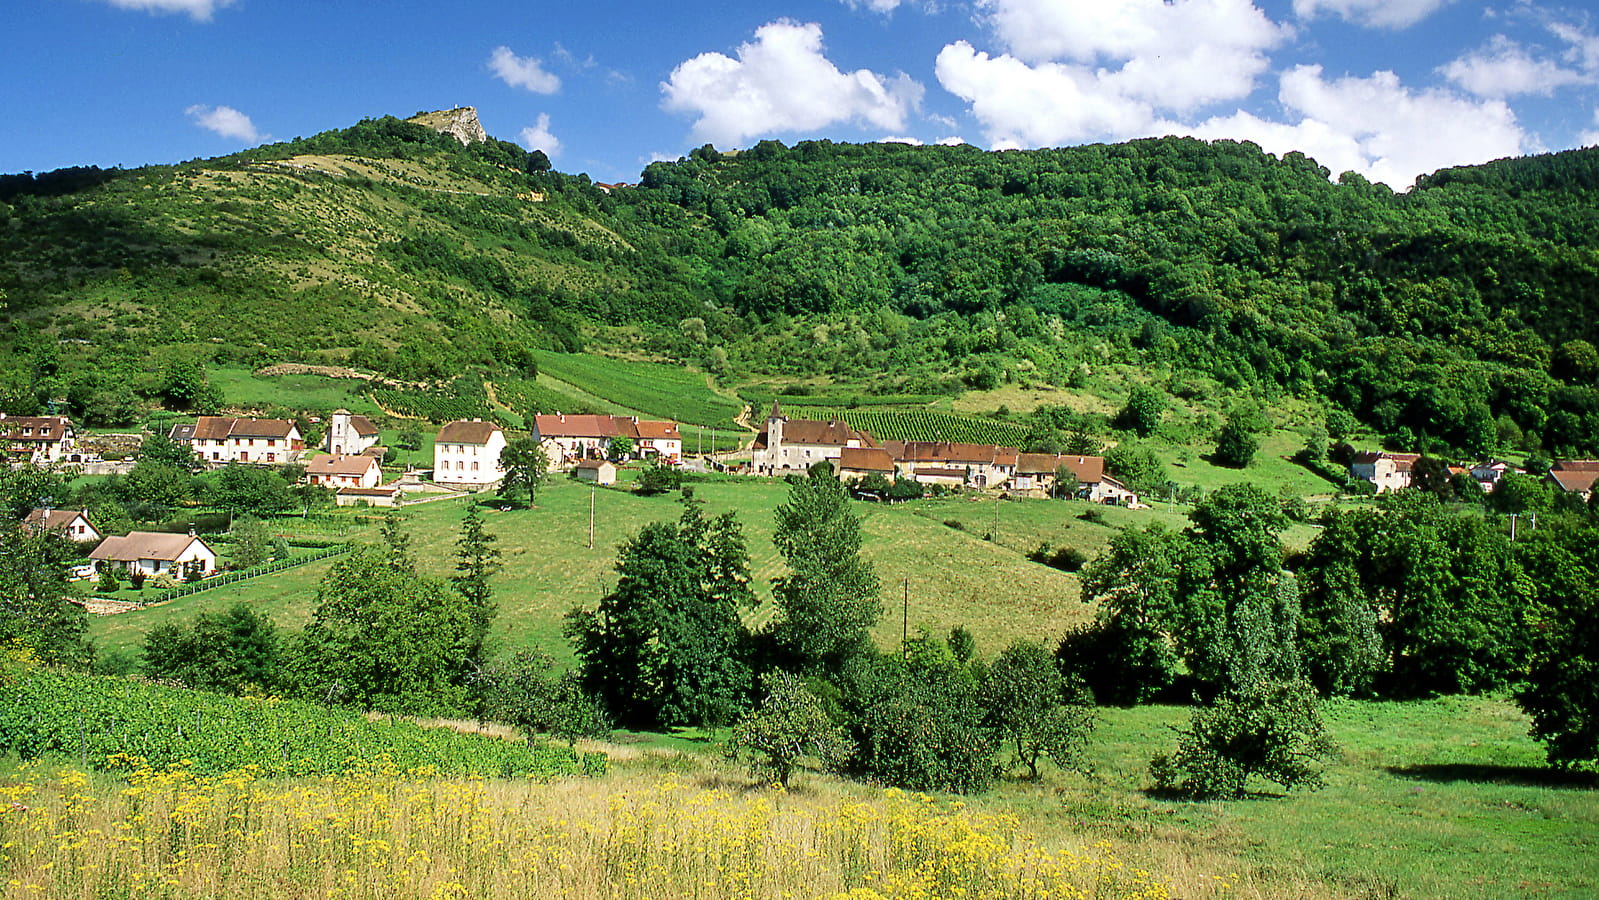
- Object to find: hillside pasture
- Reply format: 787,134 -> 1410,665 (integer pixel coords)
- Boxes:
536,352 -> 743,427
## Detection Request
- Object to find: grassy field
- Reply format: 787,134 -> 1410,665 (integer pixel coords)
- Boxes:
537,352 -> 744,427
88,478 -> 1093,663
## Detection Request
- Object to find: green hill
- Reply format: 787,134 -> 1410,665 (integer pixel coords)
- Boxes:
4,114 -> 1599,456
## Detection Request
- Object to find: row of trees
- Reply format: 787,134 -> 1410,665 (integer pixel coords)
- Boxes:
1073,484 -> 1599,770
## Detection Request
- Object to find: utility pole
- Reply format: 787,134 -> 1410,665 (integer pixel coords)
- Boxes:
1510,513 -> 1518,542
588,488 -> 595,549
902,576 -> 909,659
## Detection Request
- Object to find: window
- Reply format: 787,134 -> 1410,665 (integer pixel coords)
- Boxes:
471,461 -> 479,471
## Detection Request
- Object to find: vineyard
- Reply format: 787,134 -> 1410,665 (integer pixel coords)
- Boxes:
537,353 -> 742,427
492,376 -> 603,419
785,408 -> 1031,446
0,668 -> 605,779
366,375 -> 492,423
744,391 -> 946,410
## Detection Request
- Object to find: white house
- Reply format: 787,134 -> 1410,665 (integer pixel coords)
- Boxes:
23,508 -> 101,543
532,414 -> 682,466
433,419 -> 507,488
302,453 -> 383,490
1,415 -> 78,465
325,410 -> 381,456
169,416 -> 304,465
750,404 -> 881,476
1350,451 -> 1420,494
90,532 -> 218,579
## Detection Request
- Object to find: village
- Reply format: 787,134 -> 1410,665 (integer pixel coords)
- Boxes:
5,404 -> 1597,589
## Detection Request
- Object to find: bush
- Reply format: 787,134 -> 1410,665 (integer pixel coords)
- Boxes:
1150,679 -> 1334,799
1028,541 -> 1089,572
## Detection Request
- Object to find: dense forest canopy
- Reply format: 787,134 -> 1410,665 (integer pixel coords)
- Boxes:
3,116 -> 1598,454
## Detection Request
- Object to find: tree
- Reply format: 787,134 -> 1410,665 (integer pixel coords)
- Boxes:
0,463 -> 68,521
768,466 -> 881,674
841,650 -> 995,794
397,430 -> 423,466
138,432 -> 201,473
1151,679 -> 1334,799
498,437 -> 549,508
1051,464 -> 1080,499
607,435 -> 634,462
157,358 -> 222,412
1409,455 -> 1456,499
478,649 -> 609,746
141,603 -> 280,694
208,464 -> 292,523
1213,415 -> 1260,468
1116,385 -> 1166,436
567,496 -> 756,729
124,460 -> 195,522
0,522 -> 91,668
287,522 -> 478,715
728,670 -> 849,788
635,459 -> 684,495
1515,524 -> 1599,767
981,640 -> 1096,779
451,503 -> 501,664
228,516 -> 275,569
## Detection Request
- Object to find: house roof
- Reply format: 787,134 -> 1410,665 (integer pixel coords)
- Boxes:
533,414 -> 680,441
1017,454 -> 1106,483
1351,451 -> 1421,472
0,416 -> 73,442
347,415 -> 379,437
90,532 -> 212,562
755,417 -> 879,450
304,453 -> 381,477
1548,469 -> 1599,494
837,447 -> 896,472
24,508 -> 91,532
887,441 -> 1017,466
436,420 -> 502,445
574,458 -> 615,470
170,416 -> 298,441
912,467 -> 967,478
1552,459 -> 1599,472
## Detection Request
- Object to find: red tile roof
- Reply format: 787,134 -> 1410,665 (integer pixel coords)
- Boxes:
0,416 -> 73,442
1017,453 -> 1106,483
888,441 -> 1017,466
170,416 -> 298,441
23,508 -> 91,532
1548,469 -> 1599,494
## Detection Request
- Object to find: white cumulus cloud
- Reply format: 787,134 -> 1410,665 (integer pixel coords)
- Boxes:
1184,66 -> 1529,188
1582,110 -> 1599,147
489,46 -> 561,94
1441,35 -> 1588,97
1291,0 -> 1451,30
185,104 -> 262,142
98,0 -> 234,21
938,0 -> 1287,148
518,114 -> 562,158
661,20 -> 924,148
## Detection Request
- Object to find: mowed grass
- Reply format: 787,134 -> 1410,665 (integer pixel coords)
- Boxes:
537,352 -> 743,427
89,478 -> 1093,664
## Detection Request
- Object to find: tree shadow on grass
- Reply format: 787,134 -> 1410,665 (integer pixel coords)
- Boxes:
1386,764 -> 1598,789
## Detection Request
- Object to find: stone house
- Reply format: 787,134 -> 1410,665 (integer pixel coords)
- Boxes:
1,415 -> 78,465
1546,459 -> 1599,501
884,441 -> 1020,489
1349,451 -> 1420,493
573,459 -> 618,485
532,414 -> 682,466
833,447 -> 897,483
751,404 -> 881,476
23,508 -> 101,543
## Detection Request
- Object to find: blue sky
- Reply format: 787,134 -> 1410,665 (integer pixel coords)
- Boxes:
3,0 -> 1597,188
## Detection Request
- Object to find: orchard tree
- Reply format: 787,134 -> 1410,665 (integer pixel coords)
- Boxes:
769,465 -> 881,674
981,640 -> 1096,780
498,437 -> 549,507
1151,678 -> 1334,799
728,670 -> 849,788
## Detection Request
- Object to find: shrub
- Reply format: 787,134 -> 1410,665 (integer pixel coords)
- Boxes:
1150,679 -> 1335,799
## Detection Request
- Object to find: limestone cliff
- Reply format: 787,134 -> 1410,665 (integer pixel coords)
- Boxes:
406,107 -> 488,146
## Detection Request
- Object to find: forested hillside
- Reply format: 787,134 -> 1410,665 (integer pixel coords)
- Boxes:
3,114 -> 1598,454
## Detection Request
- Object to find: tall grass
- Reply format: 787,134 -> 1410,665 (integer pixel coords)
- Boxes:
0,764 -> 1177,900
